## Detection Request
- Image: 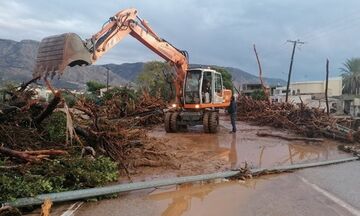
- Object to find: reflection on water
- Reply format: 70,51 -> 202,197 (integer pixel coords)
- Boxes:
149,176 -> 274,216
215,123 -> 349,169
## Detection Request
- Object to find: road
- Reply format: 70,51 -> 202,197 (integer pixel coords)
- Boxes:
25,119 -> 360,216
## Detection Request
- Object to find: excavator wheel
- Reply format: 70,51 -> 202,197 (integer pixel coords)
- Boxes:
208,112 -> 219,133
170,112 -> 179,132
164,112 -> 172,133
203,112 -> 210,133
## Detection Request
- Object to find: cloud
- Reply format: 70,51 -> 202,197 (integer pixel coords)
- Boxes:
1,0 -> 360,81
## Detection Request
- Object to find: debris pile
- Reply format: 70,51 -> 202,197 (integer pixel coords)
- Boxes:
0,81 -> 175,203
102,90 -> 166,126
237,95 -> 359,142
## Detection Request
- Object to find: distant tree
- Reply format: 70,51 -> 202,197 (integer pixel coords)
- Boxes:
341,58 -> 360,95
251,89 -> 266,100
86,81 -> 106,94
210,66 -> 234,91
136,61 -> 175,101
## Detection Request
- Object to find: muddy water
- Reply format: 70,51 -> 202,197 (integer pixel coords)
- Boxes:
146,173 -> 353,216
75,174 -> 353,216
149,119 -> 349,170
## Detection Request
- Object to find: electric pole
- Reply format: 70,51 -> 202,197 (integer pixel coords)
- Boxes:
285,39 -> 305,102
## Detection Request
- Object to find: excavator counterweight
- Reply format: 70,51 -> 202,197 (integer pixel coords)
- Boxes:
34,33 -> 92,78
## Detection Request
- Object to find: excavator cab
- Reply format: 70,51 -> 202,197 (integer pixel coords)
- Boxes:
183,68 -> 231,108
33,33 -> 92,79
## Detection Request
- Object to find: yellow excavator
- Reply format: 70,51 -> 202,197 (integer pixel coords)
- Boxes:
33,8 -> 232,133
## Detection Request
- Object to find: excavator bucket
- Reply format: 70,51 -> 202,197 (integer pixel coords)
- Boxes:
33,33 -> 92,79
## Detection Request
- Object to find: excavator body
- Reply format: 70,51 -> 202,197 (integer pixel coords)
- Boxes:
164,68 -> 231,133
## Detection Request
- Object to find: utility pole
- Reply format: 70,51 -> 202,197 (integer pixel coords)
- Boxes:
285,39 -> 305,102
325,59 -> 330,115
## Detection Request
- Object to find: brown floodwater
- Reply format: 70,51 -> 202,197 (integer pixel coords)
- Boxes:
149,119 -> 350,170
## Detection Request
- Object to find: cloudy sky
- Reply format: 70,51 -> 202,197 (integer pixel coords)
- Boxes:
1,0 -> 360,81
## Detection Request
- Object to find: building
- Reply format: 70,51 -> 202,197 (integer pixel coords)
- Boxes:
271,77 -> 343,113
272,77 -> 342,99
341,95 -> 360,117
289,77 -> 342,97
241,83 -> 269,96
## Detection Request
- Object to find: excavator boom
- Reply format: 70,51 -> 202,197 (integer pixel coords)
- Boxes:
34,8 -> 188,101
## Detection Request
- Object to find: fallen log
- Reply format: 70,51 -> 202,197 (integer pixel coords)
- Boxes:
0,146 -> 68,163
256,132 -> 324,142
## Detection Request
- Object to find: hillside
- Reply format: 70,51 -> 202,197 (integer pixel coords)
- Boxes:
0,38 -> 285,89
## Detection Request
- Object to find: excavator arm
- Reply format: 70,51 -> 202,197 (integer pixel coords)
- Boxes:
34,8 -> 188,102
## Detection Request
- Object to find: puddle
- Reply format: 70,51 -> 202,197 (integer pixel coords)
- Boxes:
146,173 -> 352,216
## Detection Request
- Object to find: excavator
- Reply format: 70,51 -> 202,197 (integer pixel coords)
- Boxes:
33,8 -> 232,133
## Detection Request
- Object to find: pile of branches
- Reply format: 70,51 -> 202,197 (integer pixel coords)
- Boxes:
73,94 -> 177,175
102,90 -> 167,126
0,80 -> 68,162
237,95 -> 358,142
0,80 -> 174,171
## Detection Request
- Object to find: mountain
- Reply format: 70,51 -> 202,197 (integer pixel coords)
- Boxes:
0,38 -> 285,89
0,39 -> 128,89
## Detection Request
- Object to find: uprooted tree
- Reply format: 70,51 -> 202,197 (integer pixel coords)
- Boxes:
136,61 -> 176,102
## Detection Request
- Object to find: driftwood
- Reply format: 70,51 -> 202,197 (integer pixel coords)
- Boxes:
256,132 -> 324,142
0,146 -> 68,163
237,95 -> 356,143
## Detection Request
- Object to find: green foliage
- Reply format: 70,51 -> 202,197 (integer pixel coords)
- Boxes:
43,112 -> 67,143
0,156 -> 118,201
341,58 -> 360,95
48,92 -> 77,108
136,61 -> 175,101
210,66 -> 234,90
86,81 -> 106,94
62,92 -> 76,107
251,89 -> 266,100
102,87 -> 137,101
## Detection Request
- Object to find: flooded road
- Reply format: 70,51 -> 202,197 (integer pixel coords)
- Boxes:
75,171 -> 356,216
72,120 -> 357,216
150,118 -> 349,170
28,119 -> 357,216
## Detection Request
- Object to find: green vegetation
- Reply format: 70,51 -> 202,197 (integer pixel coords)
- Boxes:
136,61 -> 175,101
62,92 -> 77,107
86,81 -> 106,95
0,156 -> 118,202
103,86 -> 137,101
251,89 -> 267,100
341,58 -> 360,95
210,66 -> 234,91
42,111 -> 67,143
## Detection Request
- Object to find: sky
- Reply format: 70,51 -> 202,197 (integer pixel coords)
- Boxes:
1,0 -> 360,81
